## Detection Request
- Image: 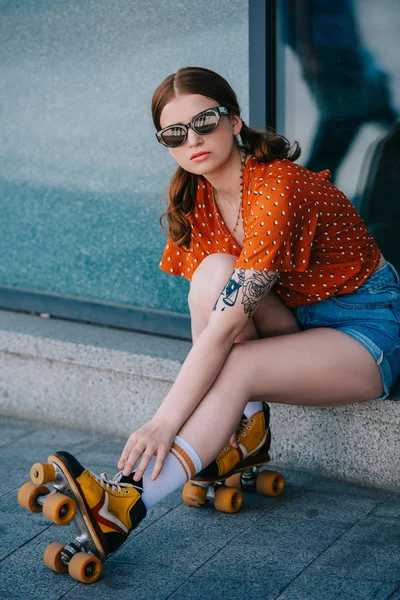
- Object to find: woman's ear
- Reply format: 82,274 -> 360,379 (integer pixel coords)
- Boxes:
230,114 -> 243,136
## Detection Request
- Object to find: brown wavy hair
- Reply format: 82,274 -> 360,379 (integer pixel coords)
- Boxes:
152,66 -> 301,249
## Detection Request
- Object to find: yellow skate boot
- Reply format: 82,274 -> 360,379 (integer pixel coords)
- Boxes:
44,451 -> 147,560
193,402 -> 271,483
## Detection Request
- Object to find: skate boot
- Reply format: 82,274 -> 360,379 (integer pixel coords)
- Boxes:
19,450 -> 147,583
194,402 -> 271,483
182,403 -> 283,513
50,451 -> 146,553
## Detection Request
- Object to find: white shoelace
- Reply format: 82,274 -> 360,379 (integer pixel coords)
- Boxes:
91,470 -> 142,494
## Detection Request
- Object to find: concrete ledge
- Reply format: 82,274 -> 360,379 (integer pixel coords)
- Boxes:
1,309 -> 400,491
0,309 -> 191,434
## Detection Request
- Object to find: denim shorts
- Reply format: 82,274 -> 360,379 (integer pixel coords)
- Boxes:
292,261 -> 400,401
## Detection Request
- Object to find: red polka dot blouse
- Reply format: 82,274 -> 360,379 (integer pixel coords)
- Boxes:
159,157 -> 381,308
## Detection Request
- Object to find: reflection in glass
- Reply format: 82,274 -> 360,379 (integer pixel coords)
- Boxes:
279,0 -> 400,267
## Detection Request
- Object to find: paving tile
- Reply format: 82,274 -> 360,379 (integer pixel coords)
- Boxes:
3,523 -> 80,565
276,572 -> 398,600
109,502 -> 262,569
371,498 -> 400,518
170,575 -> 286,600
0,558 -> 76,600
0,416 -> 40,446
75,436 -> 128,467
304,477 -> 399,500
0,513 -> 50,561
62,563 -> 190,600
193,542 -> 317,582
268,491 -> 379,523
0,458 -> 37,496
305,542 -> 400,582
238,515 -> 349,553
1,426 -> 104,463
339,517 -> 400,547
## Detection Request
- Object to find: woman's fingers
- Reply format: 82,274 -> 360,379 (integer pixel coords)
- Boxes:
151,447 -> 169,481
118,421 -> 175,480
120,444 -> 169,480
122,442 -> 145,476
133,451 -> 155,482
118,453 -> 128,469
118,435 -> 137,470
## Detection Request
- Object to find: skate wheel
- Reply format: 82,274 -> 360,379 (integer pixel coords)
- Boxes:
68,552 -> 102,584
43,542 -> 68,574
18,481 -> 50,513
42,492 -> 77,525
214,486 -> 242,513
225,472 -> 243,490
182,481 -> 208,507
30,462 -> 56,485
256,470 -> 285,497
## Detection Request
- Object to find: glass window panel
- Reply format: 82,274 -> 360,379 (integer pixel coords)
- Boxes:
0,0 -> 249,318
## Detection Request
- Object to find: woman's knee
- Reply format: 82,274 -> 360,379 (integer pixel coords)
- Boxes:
188,254 -> 237,310
188,254 -> 300,340
188,254 -> 260,343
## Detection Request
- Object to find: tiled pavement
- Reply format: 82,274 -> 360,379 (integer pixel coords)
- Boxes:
1,416 -> 400,600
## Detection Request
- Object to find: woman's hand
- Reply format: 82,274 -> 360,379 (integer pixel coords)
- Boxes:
118,418 -> 176,481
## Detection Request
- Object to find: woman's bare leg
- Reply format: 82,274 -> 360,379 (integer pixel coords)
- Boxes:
179,254 -> 384,468
178,326 -> 383,468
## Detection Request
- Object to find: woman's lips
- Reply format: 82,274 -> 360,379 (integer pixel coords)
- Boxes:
190,152 -> 211,161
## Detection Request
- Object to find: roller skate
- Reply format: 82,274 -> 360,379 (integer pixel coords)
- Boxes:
182,403 -> 284,513
17,451 -> 146,584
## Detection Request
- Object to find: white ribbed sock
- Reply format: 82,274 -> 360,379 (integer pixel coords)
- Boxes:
243,401 -> 263,418
140,435 -> 202,510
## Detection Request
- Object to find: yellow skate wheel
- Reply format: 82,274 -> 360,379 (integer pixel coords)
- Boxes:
68,552 -> 102,584
256,470 -> 285,497
18,482 -> 50,513
43,542 -> 68,574
225,472 -> 243,490
30,462 -> 56,485
42,492 -> 77,525
182,481 -> 208,507
214,486 -> 242,513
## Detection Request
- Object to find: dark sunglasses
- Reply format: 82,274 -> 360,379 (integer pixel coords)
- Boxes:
156,106 -> 230,148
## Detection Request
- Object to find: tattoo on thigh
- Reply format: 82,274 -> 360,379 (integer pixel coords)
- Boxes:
213,269 -> 279,318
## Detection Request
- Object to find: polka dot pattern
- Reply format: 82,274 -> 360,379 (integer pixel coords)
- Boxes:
159,157 -> 381,307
